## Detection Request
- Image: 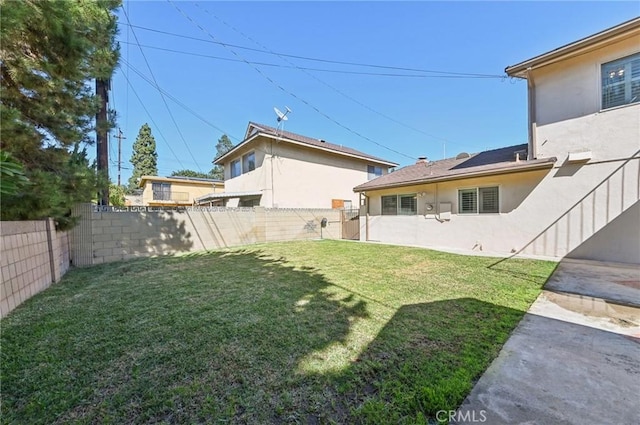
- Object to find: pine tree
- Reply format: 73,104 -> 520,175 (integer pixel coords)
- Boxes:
0,0 -> 120,229
128,124 -> 158,190
210,134 -> 234,180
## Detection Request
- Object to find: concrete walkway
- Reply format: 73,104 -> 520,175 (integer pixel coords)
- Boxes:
453,260 -> 640,425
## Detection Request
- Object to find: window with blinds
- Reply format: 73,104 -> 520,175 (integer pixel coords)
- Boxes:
399,194 -> 417,215
458,187 -> 499,214
601,53 -> 640,110
458,189 -> 478,214
479,187 -> 499,213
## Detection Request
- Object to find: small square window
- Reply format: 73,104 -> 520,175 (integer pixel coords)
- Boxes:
368,165 -> 382,180
399,194 -> 417,215
381,195 -> 397,215
458,189 -> 478,214
479,187 -> 499,213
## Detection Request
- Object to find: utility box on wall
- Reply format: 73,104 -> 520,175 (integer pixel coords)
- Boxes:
439,202 -> 452,221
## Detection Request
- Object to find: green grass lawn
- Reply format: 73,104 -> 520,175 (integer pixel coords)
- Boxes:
1,240 -> 556,424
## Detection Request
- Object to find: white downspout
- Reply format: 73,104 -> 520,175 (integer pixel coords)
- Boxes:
527,67 -> 538,160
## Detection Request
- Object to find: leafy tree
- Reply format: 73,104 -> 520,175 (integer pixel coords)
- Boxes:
128,123 -> 158,190
170,169 -> 216,179
0,151 -> 29,195
0,0 -> 120,229
211,134 -> 234,180
109,183 -> 126,207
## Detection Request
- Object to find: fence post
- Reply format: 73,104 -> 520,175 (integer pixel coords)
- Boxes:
45,218 -> 57,282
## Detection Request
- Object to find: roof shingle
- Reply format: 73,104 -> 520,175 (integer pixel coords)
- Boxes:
215,122 -> 398,166
354,144 -> 556,191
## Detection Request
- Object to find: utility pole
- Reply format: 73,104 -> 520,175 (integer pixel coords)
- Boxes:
115,128 -> 126,186
96,78 -> 110,205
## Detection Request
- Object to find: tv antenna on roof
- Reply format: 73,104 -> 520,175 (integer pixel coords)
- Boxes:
273,106 -> 292,136
274,106 -> 291,122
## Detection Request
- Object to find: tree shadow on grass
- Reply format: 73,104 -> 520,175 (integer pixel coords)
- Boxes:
0,249 -> 368,424
2,248 -> 527,425
323,298 -> 529,424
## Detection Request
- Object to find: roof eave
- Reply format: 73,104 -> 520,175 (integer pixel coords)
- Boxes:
354,158 -> 557,192
505,17 -> 640,77
138,175 -> 224,187
215,131 -> 399,167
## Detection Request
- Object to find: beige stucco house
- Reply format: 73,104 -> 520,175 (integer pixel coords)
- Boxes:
355,18 -> 640,264
205,122 -> 398,208
136,176 -> 224,207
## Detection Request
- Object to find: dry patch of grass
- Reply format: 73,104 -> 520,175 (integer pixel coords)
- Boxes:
0,241 -> 556,424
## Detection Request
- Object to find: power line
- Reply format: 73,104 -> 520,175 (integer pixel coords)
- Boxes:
119,58 -> 241,142
119,21 -> 505,79
168,0 -> 416,161
120,5 -> 205,173
120,68 -> 188,171
194,3 -> 462,147
116,40 -> 498,79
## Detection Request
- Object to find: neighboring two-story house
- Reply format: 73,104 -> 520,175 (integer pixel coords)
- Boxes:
204,122 -> 398,209
354,18 -> 640,264
137,176 -> 224,207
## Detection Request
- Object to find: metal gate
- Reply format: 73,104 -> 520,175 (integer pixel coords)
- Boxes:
341,208 -> 360,240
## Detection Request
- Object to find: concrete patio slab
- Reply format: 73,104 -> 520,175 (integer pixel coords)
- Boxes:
544,259 -> 640,307
453,260 -> 640,425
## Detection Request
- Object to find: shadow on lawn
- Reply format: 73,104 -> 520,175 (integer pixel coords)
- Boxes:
321,298 -> 525,424
1,250 -> 525,425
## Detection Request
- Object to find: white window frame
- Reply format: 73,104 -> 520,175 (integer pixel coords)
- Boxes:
457,186 -> 500,215
600,52 -> 640,111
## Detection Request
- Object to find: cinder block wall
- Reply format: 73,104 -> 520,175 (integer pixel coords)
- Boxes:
71,205 -> 342,266
0,219 -> 70,318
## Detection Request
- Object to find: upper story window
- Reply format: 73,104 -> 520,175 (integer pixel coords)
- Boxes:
601,52 -> 640,110
367,165 -> 382,180
458,186 -> 499,214
230,159 -> 241,178
152,182 -> 171,200
381,194 -> 417,215
242,152 -> 255,173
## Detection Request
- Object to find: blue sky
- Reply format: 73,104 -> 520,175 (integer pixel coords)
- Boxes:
108,1 -> 639,183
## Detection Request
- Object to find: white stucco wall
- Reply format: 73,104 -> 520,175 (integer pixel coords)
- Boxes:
362,33 -> 640,264
363,158 -> 639,262
532,35 -> 640,162
223,136 -> 389,209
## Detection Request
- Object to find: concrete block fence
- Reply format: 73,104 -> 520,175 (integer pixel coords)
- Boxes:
70,204 -> 342,266
0,219 -> 70,318
1,205 -> 342,317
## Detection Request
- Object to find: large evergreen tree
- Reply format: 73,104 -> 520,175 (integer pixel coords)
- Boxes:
128,123 -> 158,190
210,134 -> 234,180
0,0 -> 120,229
